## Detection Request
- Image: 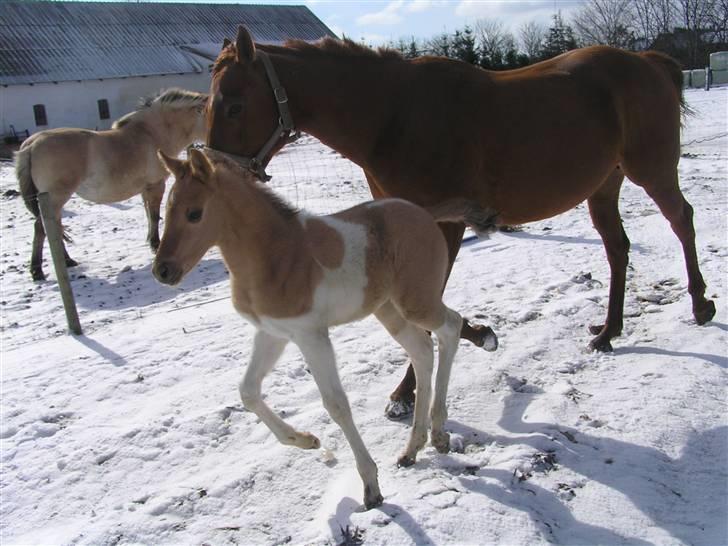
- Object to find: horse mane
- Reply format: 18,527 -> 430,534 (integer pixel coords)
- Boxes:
112,88 -> 208,129
213,37 -> 402,73
207,152 -> 299,221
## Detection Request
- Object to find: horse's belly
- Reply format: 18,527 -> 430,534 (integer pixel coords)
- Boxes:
76,175 -> 144,204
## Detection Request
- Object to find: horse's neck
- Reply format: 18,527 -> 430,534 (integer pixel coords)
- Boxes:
135,109 -> 199,154
216,182 -> 312,293
274,52 -> 395,167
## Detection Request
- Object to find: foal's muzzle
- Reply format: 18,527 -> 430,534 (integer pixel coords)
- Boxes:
153,260 -> 182,286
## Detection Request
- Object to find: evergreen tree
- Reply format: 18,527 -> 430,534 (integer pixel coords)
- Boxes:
428,32 -> 452,58
452,26 -> 479,65
540,12 -> 578,60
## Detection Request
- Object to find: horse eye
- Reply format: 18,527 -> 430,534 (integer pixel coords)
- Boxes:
228,103 -> 242,117
187,209 -> 203,223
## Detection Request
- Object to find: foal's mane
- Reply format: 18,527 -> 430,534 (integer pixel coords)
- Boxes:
207,153 -> 299,221
112,88 -> 208,129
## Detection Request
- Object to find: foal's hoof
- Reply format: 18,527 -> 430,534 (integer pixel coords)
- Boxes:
65,257 -> 78,268
298,432 -> 321,450
364,485 -> 384,510
694,300 -> 716,325
480,326 -> 498,352
431,431 -> 450,454
385,399 -> 414,420
397,454 -> 416,468
31,269 -> 46,282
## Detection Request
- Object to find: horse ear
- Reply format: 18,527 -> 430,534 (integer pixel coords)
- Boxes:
157,150 -> 186,178
188,148 -> 214,181
235,25 -> 256,63
222,37 -> 231,50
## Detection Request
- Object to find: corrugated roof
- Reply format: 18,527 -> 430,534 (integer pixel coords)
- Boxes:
0,1 -> 337,85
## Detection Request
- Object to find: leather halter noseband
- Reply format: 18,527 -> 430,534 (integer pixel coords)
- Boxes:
205,51 -> 298,182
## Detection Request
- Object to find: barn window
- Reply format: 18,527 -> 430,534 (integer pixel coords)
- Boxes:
97,99 -> 110,120
33,104 -> 47,126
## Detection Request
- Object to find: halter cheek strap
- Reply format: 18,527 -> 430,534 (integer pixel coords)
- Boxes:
206,50 -> 299,182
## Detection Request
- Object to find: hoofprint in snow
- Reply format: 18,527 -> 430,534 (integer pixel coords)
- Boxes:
1,88 -> 726,545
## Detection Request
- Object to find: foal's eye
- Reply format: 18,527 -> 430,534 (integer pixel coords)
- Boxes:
228,103 -> 243,117
187,209 -> 203,223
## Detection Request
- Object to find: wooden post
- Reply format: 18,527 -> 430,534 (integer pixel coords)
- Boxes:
37,192 -> 82,335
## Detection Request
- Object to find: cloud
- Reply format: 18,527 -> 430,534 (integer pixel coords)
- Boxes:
356,0 -> 405,26
455,0 -> 582,28
405,0 -> 439,13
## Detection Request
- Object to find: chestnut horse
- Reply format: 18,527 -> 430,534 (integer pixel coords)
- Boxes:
206,27 -> 715,415
17,88 -> 207,280
152,148 -> 498,509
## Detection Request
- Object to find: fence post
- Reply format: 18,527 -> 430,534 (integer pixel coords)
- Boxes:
37,192 -> 82,335
705,67 -> 712,91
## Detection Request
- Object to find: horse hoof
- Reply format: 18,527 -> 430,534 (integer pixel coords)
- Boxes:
31,269 -> 46,281
65,258 -> 78,268
397,454 -> 416,468
299,432 -> 320,449
431,431 -> 450,454
588,336 -> 613,353
481,327 -> 498,352
694,300 -> 716,325
364,486 -> 384,510
385,399 -> 414,420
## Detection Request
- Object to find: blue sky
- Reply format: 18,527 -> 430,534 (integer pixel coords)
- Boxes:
151,0 -> 584,45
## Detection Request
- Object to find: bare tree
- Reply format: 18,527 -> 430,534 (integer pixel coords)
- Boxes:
708,0 -> 728,43
676,0 -> 717,65
631,0 -> 676,45
572,0 -> 635,48
519,21 -> 546,59
475,18 -> 517,67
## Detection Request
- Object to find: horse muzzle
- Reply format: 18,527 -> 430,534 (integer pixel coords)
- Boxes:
153,260 -> 183,286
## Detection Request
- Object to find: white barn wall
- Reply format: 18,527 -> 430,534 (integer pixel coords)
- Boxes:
1,72 -> 211,136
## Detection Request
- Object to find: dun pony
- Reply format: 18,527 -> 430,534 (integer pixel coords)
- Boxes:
16,88 -> 208,280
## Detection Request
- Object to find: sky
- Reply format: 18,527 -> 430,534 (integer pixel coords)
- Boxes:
151,0 -> 585,45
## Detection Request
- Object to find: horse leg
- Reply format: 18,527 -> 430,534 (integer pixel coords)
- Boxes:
30,217 -> 47,281
239,330 -> 320,449
142,181 -> 165,252
640,175 -> 715,325
385,221 -> 465,419
587,169 -> 630,352
295,331 -> 383,510
374,302 -> 434,466
429,306 -> 464,454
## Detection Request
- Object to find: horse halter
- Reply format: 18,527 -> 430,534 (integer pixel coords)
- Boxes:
205,51 -> 298,182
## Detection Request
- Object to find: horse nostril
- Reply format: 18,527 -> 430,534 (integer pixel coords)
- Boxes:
155,262 -> 170,282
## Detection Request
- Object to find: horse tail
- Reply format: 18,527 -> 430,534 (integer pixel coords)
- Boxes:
427,198 -> 499,236
16,145 -> 40,220
641,50 -> 691,118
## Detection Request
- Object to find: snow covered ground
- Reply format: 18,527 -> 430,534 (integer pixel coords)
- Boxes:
1,88 -> 726,546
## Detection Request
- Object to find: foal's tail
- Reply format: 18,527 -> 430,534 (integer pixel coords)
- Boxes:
427,198 -> 499,237
15,145 -> 40,220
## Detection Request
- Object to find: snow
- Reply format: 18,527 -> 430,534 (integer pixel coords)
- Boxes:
1,88 -> 726,545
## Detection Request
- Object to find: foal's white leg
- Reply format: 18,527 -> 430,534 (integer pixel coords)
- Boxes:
375,303 -> 434,467
295,331 -> 383,510
430,307 -> 463,453
239,330 -> 320,449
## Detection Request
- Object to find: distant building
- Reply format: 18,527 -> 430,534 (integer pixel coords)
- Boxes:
0,1 -> 336,137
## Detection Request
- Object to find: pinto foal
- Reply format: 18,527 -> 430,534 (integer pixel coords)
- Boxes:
153,148 -> 497,509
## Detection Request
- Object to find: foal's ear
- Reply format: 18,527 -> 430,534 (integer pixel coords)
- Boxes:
235,25 -> 256,64
157,150 -> 186,178
188,148 -> 214,182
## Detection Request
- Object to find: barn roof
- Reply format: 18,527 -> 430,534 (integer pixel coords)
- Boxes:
0,1 -> 337,85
